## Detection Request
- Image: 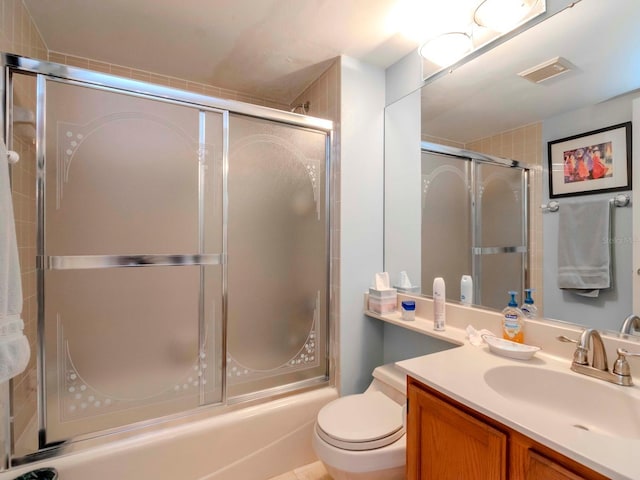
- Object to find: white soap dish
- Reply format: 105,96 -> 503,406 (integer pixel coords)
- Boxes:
482,334 -> 540,360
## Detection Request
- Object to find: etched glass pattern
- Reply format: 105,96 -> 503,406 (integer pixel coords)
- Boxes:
226,115 -> 328,398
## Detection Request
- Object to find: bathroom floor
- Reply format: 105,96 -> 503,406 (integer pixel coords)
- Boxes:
268,461 -> 332,480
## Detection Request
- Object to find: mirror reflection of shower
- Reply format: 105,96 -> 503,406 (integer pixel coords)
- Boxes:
421,144 -> 529,310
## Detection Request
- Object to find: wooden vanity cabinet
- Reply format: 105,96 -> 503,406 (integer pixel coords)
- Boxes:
407,377 -> 610,480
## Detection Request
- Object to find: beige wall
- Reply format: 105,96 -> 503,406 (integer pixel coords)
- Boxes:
466,123 -> 544,312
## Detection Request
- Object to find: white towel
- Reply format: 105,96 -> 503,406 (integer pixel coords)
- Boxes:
0,316 -> 30,383
557,199 -> 611,297
0,139 -> 29,382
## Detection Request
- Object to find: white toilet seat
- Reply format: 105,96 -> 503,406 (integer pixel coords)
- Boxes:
316,391 -> 404,451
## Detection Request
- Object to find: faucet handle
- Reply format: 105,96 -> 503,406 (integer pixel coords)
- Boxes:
557,335 -> 588,365
613,348 -> 640,378
557,335 -> 577,343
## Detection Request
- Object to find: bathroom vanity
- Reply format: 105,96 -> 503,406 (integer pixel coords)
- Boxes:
367,295 -> 640,480
407,376 -> 608,479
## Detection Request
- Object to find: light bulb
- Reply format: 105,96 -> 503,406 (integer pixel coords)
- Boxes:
474,0 -> 538,33
419,32 -> 473,67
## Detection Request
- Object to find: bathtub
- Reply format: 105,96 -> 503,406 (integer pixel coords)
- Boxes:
2,387 -> 338,480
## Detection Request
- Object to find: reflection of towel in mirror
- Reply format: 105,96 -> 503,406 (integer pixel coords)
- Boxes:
557,199 -> 611,297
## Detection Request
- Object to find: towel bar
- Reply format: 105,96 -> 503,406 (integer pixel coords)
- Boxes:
541,194 -> 630,213
39,253 -> 222,270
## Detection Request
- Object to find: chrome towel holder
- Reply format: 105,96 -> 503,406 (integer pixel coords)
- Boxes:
541,193 -> 631,213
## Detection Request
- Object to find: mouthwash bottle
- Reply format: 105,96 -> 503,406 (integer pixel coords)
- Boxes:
503,291 -> 524,343
520,288 -> 538,320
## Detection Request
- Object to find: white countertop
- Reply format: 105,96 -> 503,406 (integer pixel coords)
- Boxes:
396,339 -> 640,480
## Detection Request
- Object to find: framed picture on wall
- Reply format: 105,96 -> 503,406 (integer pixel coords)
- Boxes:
547,122 -> 632,198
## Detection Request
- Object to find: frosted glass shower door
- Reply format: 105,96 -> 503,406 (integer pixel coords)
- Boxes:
227,115 -> 328,399
42,80 -> 223,444
421,151 -> 472,300
474,162 -> 527,310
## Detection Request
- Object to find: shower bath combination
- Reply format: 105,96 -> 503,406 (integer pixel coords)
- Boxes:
1,53 -> 333,473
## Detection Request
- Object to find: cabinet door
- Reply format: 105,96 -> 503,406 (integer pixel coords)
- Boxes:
407,383 -> 507,480
527,451 -> 588,480
510,431 -> 609,480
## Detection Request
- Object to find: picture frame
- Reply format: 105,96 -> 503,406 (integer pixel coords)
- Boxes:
547,122 -> 632,198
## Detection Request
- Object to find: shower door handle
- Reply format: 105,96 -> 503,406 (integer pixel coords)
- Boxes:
472,246 -> 527,255
40,253 -> 222,270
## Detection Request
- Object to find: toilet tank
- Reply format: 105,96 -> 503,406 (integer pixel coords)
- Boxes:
367,364 -> 407,405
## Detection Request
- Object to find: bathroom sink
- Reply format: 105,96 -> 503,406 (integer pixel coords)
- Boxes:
483,365 -> 640,439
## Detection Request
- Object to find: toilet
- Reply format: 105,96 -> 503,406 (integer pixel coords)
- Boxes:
312,363 -> 407,480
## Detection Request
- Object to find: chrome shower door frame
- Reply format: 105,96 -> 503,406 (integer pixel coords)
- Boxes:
2,53 -> 333,468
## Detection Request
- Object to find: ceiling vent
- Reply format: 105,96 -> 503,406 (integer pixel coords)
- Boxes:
518,56 -> 573,84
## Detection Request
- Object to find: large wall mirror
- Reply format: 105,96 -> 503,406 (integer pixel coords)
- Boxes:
384,0 -> 640,335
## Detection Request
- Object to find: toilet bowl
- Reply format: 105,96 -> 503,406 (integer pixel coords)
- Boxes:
312,364 -> 406,480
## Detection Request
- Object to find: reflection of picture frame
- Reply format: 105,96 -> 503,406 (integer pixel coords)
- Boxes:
547,122 -> 632,198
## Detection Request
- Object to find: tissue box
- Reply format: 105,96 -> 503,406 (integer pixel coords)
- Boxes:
369,287 -> 397,299
368,288 -> 397,313
394,285 -> 421,294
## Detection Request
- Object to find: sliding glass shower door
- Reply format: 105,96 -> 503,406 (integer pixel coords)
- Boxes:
42,79 -> 224,443
226,115 -> 328,399
9,65 -> 332,453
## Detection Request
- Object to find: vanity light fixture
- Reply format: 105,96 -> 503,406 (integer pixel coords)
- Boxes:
418,0 -> 545,70
419,32 -> 473,67
474,0 -> 540,33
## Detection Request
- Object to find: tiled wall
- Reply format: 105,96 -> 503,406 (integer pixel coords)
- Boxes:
290,61 -> 339,122
466,123 -> 544,312
0,0 -> 47,61
289,60 -> 341,389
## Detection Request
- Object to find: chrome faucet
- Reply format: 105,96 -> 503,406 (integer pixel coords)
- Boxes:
620,314 -> 640,335
558,329 -> 633,386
